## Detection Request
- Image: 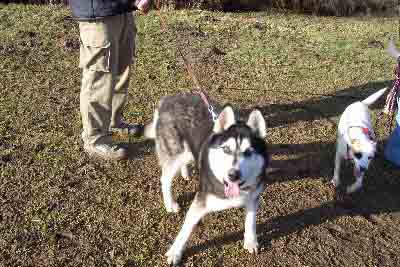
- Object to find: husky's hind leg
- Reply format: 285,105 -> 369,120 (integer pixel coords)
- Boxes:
180,144 -> 194,180
161,158 -> 182,213
161,148 -> 194,213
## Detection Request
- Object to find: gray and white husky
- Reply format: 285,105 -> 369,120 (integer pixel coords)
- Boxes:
144,93 -> 269,265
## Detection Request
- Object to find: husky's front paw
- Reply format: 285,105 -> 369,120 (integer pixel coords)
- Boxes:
166,202 -> 180,213
244,239 -> 259,254
166,246 -> 182,266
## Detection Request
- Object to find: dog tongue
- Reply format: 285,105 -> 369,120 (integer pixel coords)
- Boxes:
224,181 -> 240,198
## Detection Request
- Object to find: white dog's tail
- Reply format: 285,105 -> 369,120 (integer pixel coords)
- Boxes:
144,109 -> 158,139
362,87 -> 388,106
387,39 -> 400,60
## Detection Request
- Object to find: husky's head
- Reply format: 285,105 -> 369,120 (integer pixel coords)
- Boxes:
208,105 -> 268,198
348,127 -> 376,177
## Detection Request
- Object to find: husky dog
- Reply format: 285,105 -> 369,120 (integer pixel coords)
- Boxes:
144,93 -> 269,265
331,87 -> 387,194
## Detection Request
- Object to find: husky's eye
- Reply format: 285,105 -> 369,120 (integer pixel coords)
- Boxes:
354,152 -> 362,159
243,148 -> 253,157
222,146 -> 232,154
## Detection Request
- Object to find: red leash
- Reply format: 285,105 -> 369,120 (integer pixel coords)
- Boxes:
155,1 -> 217,121
383,58 -> 400,132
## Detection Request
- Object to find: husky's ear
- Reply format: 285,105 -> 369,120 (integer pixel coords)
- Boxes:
247,109 -> 266,138
213,105 -> 235,133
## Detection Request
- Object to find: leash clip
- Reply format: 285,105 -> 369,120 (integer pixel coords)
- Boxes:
208,105 -> 218,122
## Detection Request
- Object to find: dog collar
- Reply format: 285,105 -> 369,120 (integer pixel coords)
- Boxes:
362,127 -> 375,141
347,126 -> 375,142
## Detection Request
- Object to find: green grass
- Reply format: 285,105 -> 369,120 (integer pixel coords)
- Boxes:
1,4 -> 400,267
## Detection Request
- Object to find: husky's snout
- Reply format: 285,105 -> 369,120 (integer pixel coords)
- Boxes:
228,169 -> 241,182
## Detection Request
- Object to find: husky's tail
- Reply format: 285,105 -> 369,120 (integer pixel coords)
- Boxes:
387,39 -> 400,60
362,87 -> 388,106
144,109 -> 158,139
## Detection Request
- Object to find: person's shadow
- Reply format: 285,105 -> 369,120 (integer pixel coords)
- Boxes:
238,79 -> 392,128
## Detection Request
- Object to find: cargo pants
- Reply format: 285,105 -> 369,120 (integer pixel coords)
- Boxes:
79,13 -> 136,145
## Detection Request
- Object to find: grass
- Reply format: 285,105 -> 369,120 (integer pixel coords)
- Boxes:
1,3 -> 400,267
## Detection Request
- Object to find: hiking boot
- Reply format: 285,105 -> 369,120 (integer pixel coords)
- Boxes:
84,142 -> 128,160
110,122 -> 144,138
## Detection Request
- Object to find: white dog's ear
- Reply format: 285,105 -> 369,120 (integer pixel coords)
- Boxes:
213,105 -> 235,133
247,109 -> 266,138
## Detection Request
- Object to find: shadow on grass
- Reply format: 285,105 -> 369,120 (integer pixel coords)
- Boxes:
183,174 -> 400,260
127,139 -> 154,159
236,80 -> 393,182
266,141 -> 335,182
238,80 -> 393,128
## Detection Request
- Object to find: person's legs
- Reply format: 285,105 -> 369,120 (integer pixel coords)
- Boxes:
111,13 -> 135,127
79,15 -> 128,159
109,13 -> 143,136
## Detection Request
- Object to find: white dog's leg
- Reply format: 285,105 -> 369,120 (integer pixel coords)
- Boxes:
166,195 -> 208,265
347,174 -> 364,194
180,146 -> 193,180
331,143 -> 342,187
244,193 -> 260,254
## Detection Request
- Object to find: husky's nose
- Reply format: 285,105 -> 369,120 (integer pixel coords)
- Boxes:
359,166 -> 367,173
228,169 -> 241,182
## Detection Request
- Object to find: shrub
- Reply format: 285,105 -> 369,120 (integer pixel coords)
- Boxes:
3,0 -> 398,16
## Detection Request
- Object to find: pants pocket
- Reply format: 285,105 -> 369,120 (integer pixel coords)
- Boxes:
79,21 -> 111,72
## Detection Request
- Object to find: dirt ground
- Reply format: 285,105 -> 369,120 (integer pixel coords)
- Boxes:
1,4 -> 400,267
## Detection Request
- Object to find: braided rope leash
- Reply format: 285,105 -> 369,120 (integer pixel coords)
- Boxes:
383,57 -> 400,132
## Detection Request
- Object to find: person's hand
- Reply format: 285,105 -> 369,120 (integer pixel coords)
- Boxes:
134,0 -> 151,14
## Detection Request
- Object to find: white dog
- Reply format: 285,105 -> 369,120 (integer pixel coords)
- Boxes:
331,87 -> 387,193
